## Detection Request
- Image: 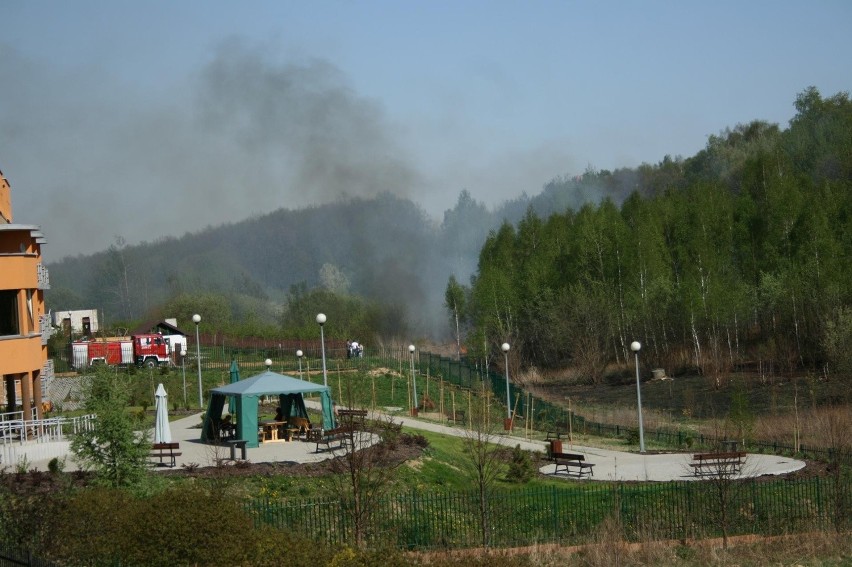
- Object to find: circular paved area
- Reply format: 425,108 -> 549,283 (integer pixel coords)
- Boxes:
24,408 -> 807,481
536,444 -> 805,482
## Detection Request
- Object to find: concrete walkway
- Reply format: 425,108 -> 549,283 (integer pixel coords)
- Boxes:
21,408 -> 806,481
364,410 -> 806,482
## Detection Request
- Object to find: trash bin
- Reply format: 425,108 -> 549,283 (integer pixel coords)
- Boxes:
503,417 -> 513,431
548,439 -> 563,459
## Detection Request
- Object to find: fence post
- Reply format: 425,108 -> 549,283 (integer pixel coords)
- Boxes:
411,489 -> 419,549
551,485 -> 559,540
815,476 -> 822,529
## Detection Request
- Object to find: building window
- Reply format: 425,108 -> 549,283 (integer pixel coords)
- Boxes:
0,290 -> 20,336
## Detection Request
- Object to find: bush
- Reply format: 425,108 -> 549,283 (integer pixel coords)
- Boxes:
505,444 -> 535,483
41,487 -> 264,566
47,457 -> 65,474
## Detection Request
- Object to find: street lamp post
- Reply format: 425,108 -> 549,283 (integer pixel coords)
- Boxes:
193,314 -> 202,408
631,341 -> 646,453
316,313 -> 328,387
501,343 -> 511,419
296,349 -> 304,381
409,345 -> 417,416
180,349 -> 187,408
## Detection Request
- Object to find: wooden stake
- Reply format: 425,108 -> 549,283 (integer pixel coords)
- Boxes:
510,392 -> 521,430
407,365 -> 412,412
530,397 -> 534,440
440,379 -> 444,422
568,397 -> 573,450
337,363 -> 343,406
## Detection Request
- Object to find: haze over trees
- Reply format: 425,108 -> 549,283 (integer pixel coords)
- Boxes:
46,87 -> 851,378
454,87 -> 852,384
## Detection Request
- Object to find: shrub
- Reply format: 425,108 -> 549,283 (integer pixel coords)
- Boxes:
41,487 -> 263,566
505,444 -> 535,483
47,457 -> 65,474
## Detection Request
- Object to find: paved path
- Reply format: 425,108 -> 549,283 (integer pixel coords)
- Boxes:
23,407 -> 806,481
362,410 -> 805,482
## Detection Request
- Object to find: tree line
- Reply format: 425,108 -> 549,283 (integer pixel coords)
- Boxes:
448,87 -> 852,386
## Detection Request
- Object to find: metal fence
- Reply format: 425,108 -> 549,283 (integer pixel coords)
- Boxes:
415,351 -> 852,465
0,546 -> 57,567
246,476 -> 848,550
0,414 -> 96,467
45,342 -> 851,464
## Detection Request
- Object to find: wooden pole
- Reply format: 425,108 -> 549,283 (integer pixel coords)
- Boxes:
530,397 -> 534,440
371,373 -> 376,413
337,363 -> 343,407
407,365 -> 412,413
510,392 -> 521,430
451,390 -> 456,427
440,379 -> 444,422
568,397 -> 573,450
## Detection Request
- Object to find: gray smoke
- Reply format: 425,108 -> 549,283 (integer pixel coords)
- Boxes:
0,39 -> 420,262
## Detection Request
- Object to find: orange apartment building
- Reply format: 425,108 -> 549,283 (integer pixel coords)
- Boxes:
0,168 -> 51,423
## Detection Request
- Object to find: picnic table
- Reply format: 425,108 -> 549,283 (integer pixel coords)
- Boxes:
259,421 -> 297,442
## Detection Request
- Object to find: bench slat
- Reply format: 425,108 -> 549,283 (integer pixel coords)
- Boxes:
552,453 -> 595,478
150,442 -> 181,467
314,426 -> 353,452
689,451 -> 746,476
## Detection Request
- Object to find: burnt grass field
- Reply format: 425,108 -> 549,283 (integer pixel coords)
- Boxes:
532,369 -> 851,421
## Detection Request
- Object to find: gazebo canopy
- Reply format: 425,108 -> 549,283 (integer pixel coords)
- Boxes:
201,367 -> 335,447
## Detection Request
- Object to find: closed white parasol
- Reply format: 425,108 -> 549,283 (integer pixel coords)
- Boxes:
154,383 -> 172,444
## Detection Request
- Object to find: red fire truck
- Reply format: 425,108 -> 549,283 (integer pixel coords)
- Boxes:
71,333 -> 171,369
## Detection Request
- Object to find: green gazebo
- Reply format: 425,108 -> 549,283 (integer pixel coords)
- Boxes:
201,367 -> 335,448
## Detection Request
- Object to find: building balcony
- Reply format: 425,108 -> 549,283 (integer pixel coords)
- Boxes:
0,333 -> 45,375
0,255 -> 42,290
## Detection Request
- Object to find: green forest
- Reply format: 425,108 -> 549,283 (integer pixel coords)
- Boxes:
46,87 -> 852,385
449,87 -> 852,383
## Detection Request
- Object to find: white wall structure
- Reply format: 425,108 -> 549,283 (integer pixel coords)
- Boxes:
53,309 -> 99,335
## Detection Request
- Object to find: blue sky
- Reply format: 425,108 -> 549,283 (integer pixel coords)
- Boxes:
2,1 -> 851,260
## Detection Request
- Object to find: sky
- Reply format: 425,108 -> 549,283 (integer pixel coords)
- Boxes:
2,1 -> 851,261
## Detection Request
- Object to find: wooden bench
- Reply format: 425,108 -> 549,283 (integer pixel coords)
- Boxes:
445,410 -> 465,424
690,451 -> 746,476
150,442 -> 182,467
545,421 -> 569,440
313,426 -> 353,452
552,452 -> 595,478
337,409 -> 368,418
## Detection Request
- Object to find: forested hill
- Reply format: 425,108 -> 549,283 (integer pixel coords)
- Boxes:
46,88 -> 851,355
456,87 -> 852,382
